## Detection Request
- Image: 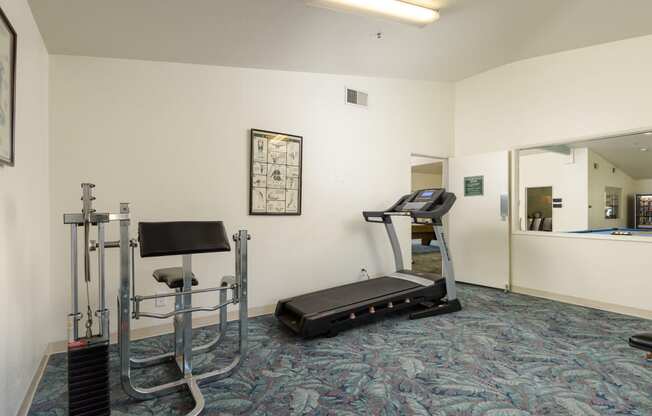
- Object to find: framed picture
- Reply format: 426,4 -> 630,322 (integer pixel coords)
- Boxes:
249,129 -> 303,215
0,6 -> 15,166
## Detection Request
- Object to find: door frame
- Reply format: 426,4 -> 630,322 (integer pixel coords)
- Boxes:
409,153 -> 450,274
422,152 -> 514,290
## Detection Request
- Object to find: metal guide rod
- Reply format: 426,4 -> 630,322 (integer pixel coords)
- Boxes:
98,221 -> 107,337
70,224 -> 79,340
236,229 -> 249,354
181,255 -> 193,376
81,183 -> 94,283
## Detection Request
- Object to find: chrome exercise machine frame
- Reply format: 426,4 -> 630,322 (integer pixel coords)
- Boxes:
65,183 -> 250,416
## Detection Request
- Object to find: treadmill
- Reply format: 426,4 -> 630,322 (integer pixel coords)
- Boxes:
275,188 -> 461,338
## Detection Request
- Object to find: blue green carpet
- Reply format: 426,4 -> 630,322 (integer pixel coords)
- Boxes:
28,284 -> 652,415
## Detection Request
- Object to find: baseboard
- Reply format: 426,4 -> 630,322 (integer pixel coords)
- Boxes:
512,286 -> 652,320
21,303 -> 275,415
17,351 -> 49,416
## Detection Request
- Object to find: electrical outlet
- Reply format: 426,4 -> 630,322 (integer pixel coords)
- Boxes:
359,268 -> 370,281
155,294 -> 166,308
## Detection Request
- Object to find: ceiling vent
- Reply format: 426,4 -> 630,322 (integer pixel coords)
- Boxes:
346,88 -> 368,107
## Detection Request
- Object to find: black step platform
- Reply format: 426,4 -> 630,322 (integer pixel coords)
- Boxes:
275,276 -> 446,338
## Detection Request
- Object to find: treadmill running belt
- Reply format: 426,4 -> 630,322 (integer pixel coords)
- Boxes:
285,277 -> 421,316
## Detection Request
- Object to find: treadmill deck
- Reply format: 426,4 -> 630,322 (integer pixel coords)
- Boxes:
284,276 -> 422,316
276,275 -> 447,337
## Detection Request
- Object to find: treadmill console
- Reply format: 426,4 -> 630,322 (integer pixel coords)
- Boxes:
397,188 -> 444,212
362,188 -> 455,224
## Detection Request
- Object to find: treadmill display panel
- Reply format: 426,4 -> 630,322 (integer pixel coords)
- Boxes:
414,189 -> 443,202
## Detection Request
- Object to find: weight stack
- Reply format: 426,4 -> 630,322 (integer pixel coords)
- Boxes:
68,341 -> 110,416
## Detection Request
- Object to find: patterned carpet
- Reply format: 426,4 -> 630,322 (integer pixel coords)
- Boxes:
28,284 -> 652,415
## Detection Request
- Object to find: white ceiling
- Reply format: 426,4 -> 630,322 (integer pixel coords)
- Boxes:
572,133 -> 652,180
28,0 -> 652,81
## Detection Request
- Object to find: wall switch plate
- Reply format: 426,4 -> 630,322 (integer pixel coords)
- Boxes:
155,294 -> 166,308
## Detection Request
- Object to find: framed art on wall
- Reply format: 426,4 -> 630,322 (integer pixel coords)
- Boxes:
0,5 -> 15,166
250,129 -> 303,215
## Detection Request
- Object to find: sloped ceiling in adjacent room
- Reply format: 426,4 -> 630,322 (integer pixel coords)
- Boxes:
573,133 -> 652,180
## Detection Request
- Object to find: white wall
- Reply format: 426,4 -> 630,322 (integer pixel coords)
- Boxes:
49,55 -> 454,340
455,34 -> 652,314
513,233 -> 652,313
518,149 -> 588,232
587,150 -> 636,229
0,0 -> 50,414
635,179 -> 652,194
456,35 -> 652,156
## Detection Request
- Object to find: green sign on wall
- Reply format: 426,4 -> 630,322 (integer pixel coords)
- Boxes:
464,176 -> 484,196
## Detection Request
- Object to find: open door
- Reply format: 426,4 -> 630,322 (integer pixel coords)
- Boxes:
449,151 -> 510,289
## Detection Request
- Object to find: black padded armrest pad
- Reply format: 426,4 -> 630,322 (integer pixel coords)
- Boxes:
139,221 -> 231,257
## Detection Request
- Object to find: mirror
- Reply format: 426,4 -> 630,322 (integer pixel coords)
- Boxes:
517,131 -> 652,236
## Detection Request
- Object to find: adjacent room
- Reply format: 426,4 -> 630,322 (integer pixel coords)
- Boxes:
411,156 -> 444,274
2,0 -> 652,415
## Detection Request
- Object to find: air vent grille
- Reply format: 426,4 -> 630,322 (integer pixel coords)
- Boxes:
346,88 -> 368,107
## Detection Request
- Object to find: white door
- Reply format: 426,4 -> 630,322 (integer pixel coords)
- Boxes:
448,151 -> 510,289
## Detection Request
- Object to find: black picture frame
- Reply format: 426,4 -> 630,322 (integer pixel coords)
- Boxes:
0,4 -> 18,166
249,129 -> 303,216
0,5 -> 16,166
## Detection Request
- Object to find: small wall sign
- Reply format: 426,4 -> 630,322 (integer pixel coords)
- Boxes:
464,176 -> 484,197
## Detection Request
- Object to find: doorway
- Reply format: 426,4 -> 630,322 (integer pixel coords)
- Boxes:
411,156 -> 445,274
525,186 -> 553,231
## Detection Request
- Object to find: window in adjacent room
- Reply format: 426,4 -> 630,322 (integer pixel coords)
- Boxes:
605,187 -> 622,219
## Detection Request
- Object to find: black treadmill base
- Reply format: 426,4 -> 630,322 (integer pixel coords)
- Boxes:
276,276 -> 457,338
409,299 -> 462,319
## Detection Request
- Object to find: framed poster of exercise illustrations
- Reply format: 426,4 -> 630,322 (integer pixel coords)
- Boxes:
249,129 -> 303,215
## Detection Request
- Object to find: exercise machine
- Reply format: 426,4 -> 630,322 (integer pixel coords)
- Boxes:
65,183 -> 250,416
275,188 -> 460,338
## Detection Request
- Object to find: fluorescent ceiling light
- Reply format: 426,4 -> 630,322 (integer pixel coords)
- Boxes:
645,132 -> 652,135
641,148 -> 649,152
308,0 -> 440,27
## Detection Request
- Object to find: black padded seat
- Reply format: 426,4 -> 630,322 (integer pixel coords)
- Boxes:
630,333 -> 652,352
139,221 -> 231,258
153,267 -> 198,289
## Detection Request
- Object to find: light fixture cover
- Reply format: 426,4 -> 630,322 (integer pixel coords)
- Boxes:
307,0 -> 440,27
